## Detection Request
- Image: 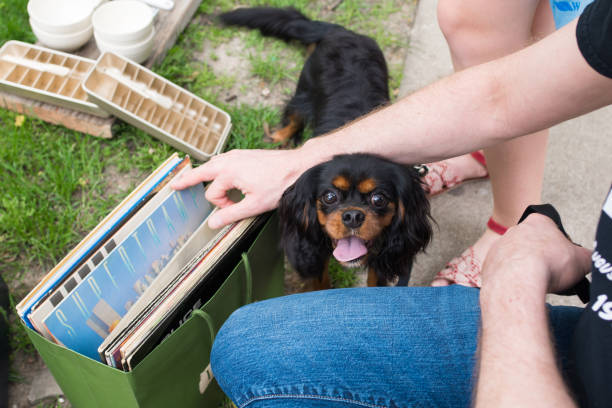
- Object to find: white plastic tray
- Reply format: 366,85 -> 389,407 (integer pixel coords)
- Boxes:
83,52 -> 232,161
0,41 -> 109,117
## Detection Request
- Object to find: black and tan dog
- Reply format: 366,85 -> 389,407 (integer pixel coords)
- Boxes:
218,6 -> 390,143
279,154 -> 432,289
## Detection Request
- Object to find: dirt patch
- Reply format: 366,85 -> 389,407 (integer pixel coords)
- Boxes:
8,352 -> 65,408
103,165 -> 145,198
199,37 -> 298,110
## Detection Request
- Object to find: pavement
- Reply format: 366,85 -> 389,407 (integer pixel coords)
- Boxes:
399,0 -> 612,306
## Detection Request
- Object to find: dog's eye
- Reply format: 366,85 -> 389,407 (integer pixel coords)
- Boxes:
370,193 -> 388,208
322,190 -> 338,205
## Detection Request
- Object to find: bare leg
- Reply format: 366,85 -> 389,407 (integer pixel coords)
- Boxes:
486,0 -> 554,228
431,0 -> 554,286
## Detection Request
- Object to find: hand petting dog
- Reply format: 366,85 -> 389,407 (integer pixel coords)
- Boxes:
171,148 -> 307,229
173,6 -> 397,232
173,7 -> 433,289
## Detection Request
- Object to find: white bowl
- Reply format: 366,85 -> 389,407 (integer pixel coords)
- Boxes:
28,0 -> 95,35
95,27 -> 155,64
93,0 -> 107,9
30,19 -> 93,52
92,0 -> 154,45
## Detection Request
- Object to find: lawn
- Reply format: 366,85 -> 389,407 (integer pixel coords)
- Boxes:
0,0 -> 416,405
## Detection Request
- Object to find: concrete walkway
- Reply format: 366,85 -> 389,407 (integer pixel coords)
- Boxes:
399,0 -> 612,305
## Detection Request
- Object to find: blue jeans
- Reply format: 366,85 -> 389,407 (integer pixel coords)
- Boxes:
211,285 -> 582,408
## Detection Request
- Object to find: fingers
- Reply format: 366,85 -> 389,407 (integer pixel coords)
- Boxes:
171,160 -> 219,190
207,197 -> 261,229
204,176 -> 239,208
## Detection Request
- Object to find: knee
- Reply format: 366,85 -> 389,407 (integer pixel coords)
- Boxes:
437,0 -> 533,66
437,0 -> 492,67
210,306 -> 257,399
437,0 -> 475,48
211,299 -> 293,403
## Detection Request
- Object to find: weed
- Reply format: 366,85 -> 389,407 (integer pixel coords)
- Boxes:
328,259 -> 358,288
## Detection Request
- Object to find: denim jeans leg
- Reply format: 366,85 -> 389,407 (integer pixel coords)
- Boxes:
211,285 -> 582,408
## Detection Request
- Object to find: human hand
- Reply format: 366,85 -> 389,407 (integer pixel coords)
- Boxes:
481,213 -> 592,295
171,148 -> 308,228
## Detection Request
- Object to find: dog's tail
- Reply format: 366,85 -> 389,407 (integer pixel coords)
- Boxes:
218,7 -> 338,45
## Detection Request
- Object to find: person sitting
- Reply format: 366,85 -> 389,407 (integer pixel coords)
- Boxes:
173,1 -> 612,405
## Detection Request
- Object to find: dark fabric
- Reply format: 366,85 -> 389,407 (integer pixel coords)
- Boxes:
576,0 -> 612,78
571,188 -> 612,408
518,204 -> 590,303
0,275 -> 9,408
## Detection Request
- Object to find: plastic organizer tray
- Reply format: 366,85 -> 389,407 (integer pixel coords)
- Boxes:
0,41 -> 109,118
83,52 -> 232,161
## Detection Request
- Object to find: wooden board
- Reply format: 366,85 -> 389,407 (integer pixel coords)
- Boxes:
0,90 -> 114,138
0,0 -> 203,138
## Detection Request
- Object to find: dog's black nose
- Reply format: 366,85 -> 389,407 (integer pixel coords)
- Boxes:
342,210 -> 365,228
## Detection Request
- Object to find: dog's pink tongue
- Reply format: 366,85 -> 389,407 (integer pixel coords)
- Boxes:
333,236 -> 367,262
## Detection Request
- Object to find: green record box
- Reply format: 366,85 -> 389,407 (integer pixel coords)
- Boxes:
25,213 -> 284,408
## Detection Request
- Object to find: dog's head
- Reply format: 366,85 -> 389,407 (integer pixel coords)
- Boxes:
278,153 -> 432,283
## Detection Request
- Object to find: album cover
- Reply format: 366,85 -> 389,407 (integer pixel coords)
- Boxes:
40,182 -> 213,360
29,159 -> 193,340
17,153 -> 184,330
124,214 -> 268,370
98,210 -> 231,365
118,214 -> 266,370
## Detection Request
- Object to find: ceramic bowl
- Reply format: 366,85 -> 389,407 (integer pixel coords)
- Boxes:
92,0 -> 154,46
94,27 -> 155,64
92,0 -> 108,8
30,19 -> 93,52
27,0 -> 95,35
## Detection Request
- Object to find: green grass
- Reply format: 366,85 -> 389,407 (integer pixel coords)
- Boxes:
0,0 -> 35,45
0,0 -> 415,402
329,259 -> 358,288
0,112 -> 171,277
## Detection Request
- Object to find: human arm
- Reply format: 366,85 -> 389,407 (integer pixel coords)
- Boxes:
173,17 -> 612,228
474,213 -> 592,407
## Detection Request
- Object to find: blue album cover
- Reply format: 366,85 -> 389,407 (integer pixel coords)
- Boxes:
43,184 -> 211,360
19,155 -> 183,329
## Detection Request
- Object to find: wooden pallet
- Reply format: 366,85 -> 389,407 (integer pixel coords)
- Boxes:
0,0 -> 202,138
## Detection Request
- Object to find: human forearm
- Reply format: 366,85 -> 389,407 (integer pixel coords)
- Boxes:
300,66 -> 507,166
474,214 -> 593,407
173,19 -> 612,228
300,19 -> 612,166
476,262 -> 576,407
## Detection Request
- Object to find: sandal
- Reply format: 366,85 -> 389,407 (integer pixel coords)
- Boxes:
422,151 -> 488,196
431,217 -> 508,288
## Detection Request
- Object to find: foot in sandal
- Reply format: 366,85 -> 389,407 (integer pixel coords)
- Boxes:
422,151 -> 488,196
431,218 -> 508,287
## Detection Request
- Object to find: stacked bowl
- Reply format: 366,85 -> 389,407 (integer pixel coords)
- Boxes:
27,0 -> 103,52
93,1 -> 156,64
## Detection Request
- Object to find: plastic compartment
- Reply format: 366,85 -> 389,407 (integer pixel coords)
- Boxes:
0,41 -> 109,117
83,52 -> 232,161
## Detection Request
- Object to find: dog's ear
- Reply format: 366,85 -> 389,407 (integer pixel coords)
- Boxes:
370,166 -> 433,282
278,166 -> 330,279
